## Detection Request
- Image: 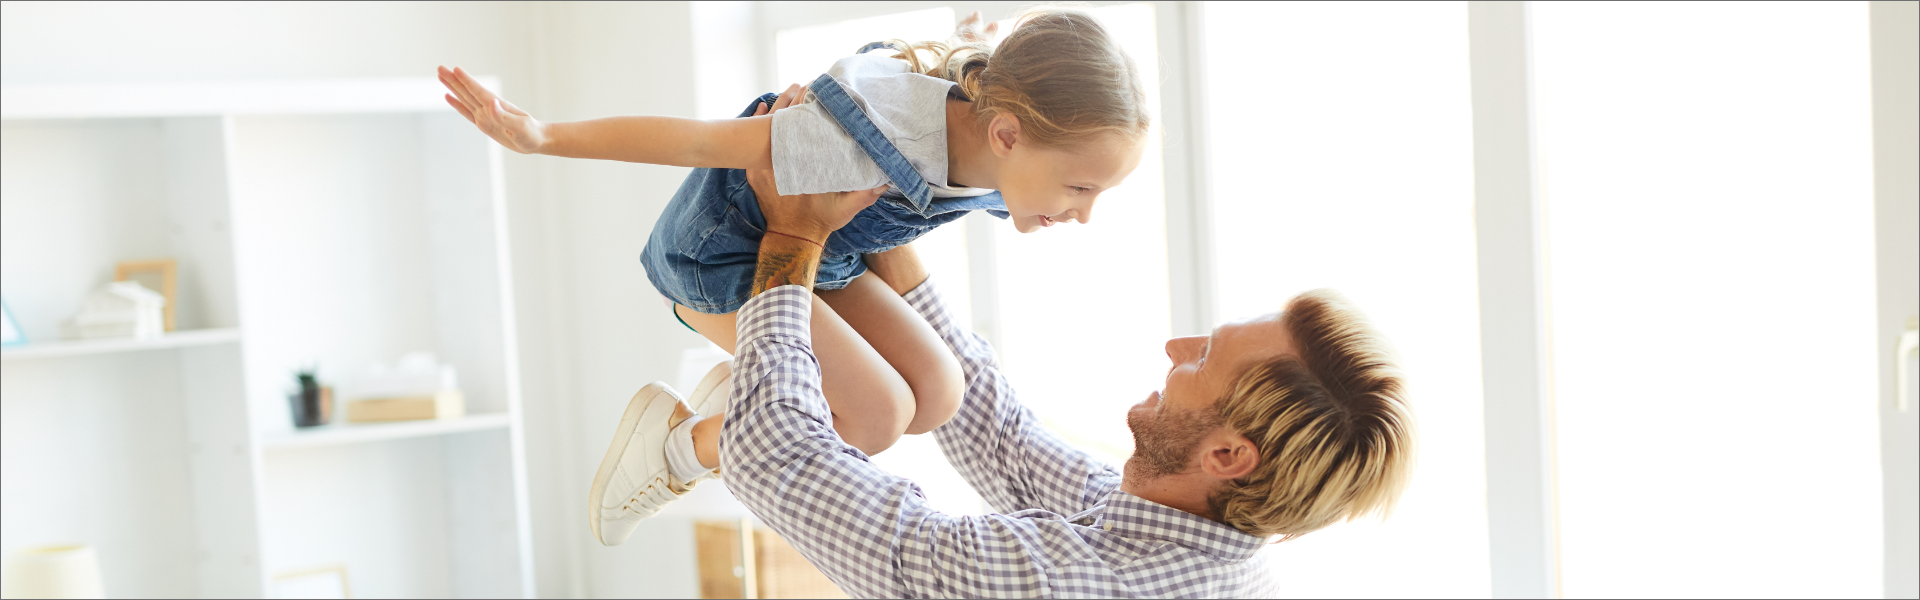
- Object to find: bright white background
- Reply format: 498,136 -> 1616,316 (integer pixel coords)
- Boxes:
1533,2 -> 1881,597
1203,3 -> 1491,597
1,1 -> 1905,598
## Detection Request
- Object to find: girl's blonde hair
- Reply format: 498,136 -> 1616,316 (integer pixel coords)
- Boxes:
889,7 -> 1149,149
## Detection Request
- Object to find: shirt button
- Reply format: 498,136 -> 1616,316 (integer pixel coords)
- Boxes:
1103,522 -> 1114,531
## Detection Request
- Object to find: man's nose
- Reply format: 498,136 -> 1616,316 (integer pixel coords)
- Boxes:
1166,335 -> 1204,363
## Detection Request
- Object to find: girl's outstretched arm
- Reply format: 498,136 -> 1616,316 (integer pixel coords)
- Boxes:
438,66 -> 781,170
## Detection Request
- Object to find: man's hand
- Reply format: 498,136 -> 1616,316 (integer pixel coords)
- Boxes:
745,172 -> 886,245
745,86 -> 887,294
439,66 -> 549,154
744,85 -> 886,241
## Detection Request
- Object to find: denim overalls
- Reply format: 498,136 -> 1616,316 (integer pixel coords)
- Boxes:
641,56 -> 1009,315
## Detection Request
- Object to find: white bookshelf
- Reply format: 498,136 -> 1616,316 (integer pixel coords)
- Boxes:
0,327 -> 243,361
0,78 -> 534,598
261,413 -> 514,452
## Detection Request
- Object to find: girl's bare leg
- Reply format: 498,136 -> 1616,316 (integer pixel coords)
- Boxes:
674,294 -> 915,459
815,273 -> 964,435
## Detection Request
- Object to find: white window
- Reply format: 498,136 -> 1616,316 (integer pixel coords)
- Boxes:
1533,2 -> 1881,596
1201,2 -> 1490,596
754,3 -> 1890,596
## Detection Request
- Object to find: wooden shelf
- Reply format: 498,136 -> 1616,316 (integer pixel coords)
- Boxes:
260,412 -> 512,452
1,328 -> 243,361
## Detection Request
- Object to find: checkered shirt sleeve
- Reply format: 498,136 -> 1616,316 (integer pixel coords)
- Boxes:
899,279 -> 1124,515
722,283 -> 1278,599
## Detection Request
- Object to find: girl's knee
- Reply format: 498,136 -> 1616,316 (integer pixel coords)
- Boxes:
902,353 -> 965,435
838,402 -> 909,455
833,378 -> 916,454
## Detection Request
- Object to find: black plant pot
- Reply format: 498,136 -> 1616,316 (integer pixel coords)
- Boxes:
290,378 -> 325,428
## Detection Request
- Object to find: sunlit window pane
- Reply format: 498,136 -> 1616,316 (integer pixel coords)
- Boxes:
773,8 -> 953,89
991,3 -> 1169,465
1202,2 -> 1489,597
1533,2 -> 1880,597
911,216 -> 972,328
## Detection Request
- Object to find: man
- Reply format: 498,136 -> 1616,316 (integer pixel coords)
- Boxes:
590,115 -> 1417,599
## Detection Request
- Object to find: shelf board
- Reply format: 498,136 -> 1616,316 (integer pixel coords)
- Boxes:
0,328 -> 243,361
261,412 -> 513,452
1,76 -> 501,120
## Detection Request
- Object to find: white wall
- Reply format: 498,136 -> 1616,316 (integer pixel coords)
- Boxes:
524,2 -> 740,598
1871,2 -> 1920,598
1,2 -> 717,596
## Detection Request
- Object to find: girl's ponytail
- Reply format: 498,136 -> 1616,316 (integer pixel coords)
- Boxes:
887,39 -> 990,101
891,7 -> 1148,149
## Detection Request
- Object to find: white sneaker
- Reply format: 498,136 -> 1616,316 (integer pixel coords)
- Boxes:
589,382 -> 701,546
677,360 -> 731,480
686,360 -> 732,417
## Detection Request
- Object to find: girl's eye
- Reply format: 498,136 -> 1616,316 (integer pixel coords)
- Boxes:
1071,186 -> 1092,193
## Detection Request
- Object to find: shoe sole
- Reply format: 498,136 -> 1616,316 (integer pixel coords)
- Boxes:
687,360 -> 732,416
589,382 -> 679,546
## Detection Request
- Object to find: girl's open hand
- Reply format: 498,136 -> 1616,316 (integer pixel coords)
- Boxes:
954,10 -> 999,44
438,66 -> 548,154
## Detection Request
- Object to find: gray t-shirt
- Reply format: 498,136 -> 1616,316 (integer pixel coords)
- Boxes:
771,52 -> 994,200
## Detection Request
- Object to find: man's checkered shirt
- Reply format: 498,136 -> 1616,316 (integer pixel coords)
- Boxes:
720,279 -> 1278,598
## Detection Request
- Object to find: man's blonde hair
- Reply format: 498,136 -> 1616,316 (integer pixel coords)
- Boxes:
1210,289 -> 1416,540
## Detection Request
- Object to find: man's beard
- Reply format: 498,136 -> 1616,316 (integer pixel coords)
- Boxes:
1126,398 -> 1224,480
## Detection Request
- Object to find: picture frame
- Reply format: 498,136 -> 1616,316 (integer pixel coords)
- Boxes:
114,259 -> 177,332
271,565 -> 350,599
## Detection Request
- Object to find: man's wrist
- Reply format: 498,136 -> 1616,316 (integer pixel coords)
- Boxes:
751,234 -> 824,295
777,220 -> 833,246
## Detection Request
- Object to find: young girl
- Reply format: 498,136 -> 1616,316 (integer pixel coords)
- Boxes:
440,8 -> 1148,544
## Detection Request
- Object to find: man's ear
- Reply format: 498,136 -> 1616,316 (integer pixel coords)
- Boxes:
988,113 -> 1020,158
1200,429 -> 1259,481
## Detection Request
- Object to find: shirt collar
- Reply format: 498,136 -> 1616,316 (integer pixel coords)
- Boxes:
1095,491 -> 1268,562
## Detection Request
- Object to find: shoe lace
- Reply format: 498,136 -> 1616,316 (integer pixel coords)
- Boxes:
622,476 -> 678,514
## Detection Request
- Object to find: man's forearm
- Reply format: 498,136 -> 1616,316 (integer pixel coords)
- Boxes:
751,235 -> 824,295
861,243 -> 930,296
901,279 -> 1124,516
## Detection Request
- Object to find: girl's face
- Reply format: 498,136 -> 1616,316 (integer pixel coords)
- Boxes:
993,131 -> 1145,234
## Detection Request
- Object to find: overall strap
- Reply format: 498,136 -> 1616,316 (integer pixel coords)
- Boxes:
808,73 -> 935,213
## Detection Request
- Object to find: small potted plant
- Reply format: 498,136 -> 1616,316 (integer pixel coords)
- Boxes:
288,366 -> 332,428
